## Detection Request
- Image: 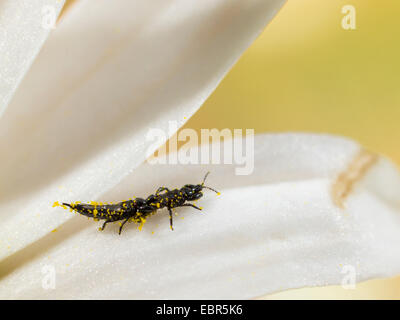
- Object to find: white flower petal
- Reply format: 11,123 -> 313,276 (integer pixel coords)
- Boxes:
1,133 -> 400,299
0,0 -> 286,260
0,0 -> 65,117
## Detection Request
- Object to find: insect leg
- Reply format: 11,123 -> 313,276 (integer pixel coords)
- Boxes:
101,220 -> 111,231
168,207 -> 174,231
118,218 -> 129,235
181,203 -> 202,211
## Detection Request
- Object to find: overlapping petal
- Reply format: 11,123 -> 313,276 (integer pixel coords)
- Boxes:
0,0 -> 286,260
0,0 -> 65,117
1,133 -> 400,299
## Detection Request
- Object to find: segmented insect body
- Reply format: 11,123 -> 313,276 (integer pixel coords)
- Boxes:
54,172 -> 219,234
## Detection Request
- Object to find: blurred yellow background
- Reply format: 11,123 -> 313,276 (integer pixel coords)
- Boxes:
189,0 -> 400,165
62,0 -> 400,299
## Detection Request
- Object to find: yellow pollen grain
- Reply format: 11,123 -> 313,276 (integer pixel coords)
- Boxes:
138,217 -> 146,231
52,201 -> 60,207
51,228 -> 57,233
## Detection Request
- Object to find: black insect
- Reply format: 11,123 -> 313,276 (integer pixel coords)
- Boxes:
54,172 -> 219,234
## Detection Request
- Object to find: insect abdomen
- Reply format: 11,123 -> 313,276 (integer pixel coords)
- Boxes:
62,202 -> 134,221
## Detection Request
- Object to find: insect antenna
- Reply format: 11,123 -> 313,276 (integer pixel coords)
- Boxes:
201,171 -> 210,186
200,171 -> 219,194
202,186 -> 219,194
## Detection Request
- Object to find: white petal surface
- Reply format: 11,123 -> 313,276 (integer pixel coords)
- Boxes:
0,0 -> 286,260
0,0 -> 65,117
1,133 -> 400,299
